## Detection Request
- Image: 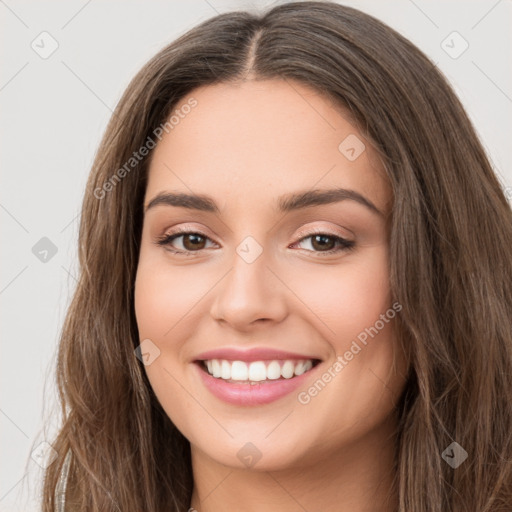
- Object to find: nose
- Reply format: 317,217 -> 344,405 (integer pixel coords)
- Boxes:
209,245 -> 288,331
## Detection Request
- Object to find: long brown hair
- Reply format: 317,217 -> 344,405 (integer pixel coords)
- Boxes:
41,1 -> 512,510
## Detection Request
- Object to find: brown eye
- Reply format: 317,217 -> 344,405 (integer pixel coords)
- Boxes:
294,232 -> 355,256
181,233 -> 207,251
155,230 -> 215,255
310,234 -> 336,251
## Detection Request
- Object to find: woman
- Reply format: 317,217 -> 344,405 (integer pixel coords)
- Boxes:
42,1 -> 512,511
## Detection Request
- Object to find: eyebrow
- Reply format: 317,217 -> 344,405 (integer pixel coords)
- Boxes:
144,187 -> 383,217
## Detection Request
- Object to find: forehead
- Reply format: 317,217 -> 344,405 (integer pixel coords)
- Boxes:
145,79 -> 391,215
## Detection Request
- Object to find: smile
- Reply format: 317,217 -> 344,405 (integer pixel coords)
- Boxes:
193,350 -> 322,406
201,358 -> 317,382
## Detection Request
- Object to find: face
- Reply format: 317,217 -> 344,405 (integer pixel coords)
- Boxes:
134,79 -> 408,471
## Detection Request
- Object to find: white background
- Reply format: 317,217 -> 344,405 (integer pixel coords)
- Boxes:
1,1 -> 511,510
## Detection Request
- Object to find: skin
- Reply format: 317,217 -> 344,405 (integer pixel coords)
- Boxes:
134,78 -> 409,512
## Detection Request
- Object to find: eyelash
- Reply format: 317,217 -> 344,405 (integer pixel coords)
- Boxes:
154,227 -> 355,257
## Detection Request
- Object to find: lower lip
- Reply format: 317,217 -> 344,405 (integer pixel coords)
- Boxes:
194,362 -> 320,406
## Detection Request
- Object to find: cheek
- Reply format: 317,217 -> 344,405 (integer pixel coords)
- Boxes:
134,254 -> 208,342
288,245 -> 391,348
291,255 -> 403,442
133,257 -> 203,435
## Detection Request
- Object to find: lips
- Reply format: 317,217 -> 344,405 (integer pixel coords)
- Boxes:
194,347 -> 321,362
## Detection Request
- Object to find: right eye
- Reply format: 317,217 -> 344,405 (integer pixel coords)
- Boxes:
155,230 -> 217,256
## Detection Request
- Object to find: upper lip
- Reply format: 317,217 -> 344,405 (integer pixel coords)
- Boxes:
194,347 -> 322,362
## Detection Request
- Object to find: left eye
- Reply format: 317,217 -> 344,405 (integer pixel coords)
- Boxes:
293,233 -> 355,254
155,230 -> 355,256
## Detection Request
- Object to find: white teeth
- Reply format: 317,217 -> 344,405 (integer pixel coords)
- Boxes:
266,360 -> 281,380
221,360 -> 231,380
248,361 -> 267,381
281,360 -> 295,379
294,360 -> 307,375
212,359 -> 221,378
202,358 -> 317,381
302,360 -> 313,374
231,361 -> 248,380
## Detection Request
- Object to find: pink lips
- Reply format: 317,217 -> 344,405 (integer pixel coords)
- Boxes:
193,347 -> 322,406
194,347 -> 318,362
